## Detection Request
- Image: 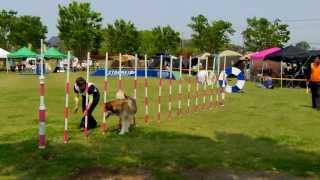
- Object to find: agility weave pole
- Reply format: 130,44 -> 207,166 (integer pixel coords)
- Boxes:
118,53 -> 123,91
101,52 -> 108,133
178,56 -> 183,116
64,51 -> 71,143
38,39 -> 46,149
202,57 -> 208,109
157,55 -> 163,123
195,57 -> 200,112
144,55 -> 149,123
134,54 -> 138,99
84,52 -> 90,137
187,56 -> 192,113
168,56 -> 173,120
221,56 -> 227,106
209,55 -> 217,108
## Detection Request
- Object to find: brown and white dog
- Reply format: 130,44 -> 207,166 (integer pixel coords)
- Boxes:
104,90 -> 137,135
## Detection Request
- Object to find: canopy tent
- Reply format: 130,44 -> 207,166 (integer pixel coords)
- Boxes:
264,46 -> 311,88
0,48 -> 9,73
8,47 -> 39,59
198,52 -> 211,60
0,48 -> 9,58
218,50 -> 242,71
265,46 -> 310,63
44,47 -> 67,59
309,50 -> 320,59
251,47 -> 281,61
219,50 -> 241,57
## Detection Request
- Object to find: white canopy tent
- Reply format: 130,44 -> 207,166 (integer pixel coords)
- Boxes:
0,48 -> 9,58
0,48 -> 9,73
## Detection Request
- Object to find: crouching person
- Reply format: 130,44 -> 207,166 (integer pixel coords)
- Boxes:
73,77 -> 100,130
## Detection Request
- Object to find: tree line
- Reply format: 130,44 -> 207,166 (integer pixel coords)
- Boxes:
1,1 -> 312,59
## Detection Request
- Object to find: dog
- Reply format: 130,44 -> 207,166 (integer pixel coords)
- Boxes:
104,90 -> 137,135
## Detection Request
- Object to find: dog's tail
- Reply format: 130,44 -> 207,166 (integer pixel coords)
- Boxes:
116,90 -> 126,99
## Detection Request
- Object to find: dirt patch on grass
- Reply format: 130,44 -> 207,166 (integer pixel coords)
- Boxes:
71,167 -> 151,180
182,169 -> 316,180
71,167 -> 316,180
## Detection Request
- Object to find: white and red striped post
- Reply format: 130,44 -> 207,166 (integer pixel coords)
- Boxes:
84,52 -> 90,137
168,56 -> 173,120
64,51 -> 71,143
157,55 -> 163,123
102,52 -> 108,133
178,56 -> 183,116
118,53 -> 122,91
134,54 -> 138,99
38,39 -> 46,149
144,55 -> 149,123
216,55 -> 221,105
195,57 -> 200,111
221,56 -> 226,106
187,56 -> 192,113
210,55 -> 216,108
203,57 -> 209,108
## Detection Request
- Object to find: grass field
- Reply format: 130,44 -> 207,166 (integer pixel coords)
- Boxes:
0,72 -> 320,179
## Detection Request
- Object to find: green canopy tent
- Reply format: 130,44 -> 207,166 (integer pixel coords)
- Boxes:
8,47 -> 39,59
44,47 -> 67,59
8,47 -> 41,74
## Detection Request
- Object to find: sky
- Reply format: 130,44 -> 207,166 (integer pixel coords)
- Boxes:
1,0 -> 320,48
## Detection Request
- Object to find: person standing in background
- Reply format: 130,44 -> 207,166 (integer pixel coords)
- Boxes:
307,56 -> 320,109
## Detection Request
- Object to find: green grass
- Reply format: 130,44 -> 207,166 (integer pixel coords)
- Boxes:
0,72 -> 320,179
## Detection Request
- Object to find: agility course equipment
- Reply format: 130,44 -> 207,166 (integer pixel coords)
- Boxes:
144,55 -> 149,123
59,52 -> 227,143
84,52 -> 90,137
64,51 -> 71,143
102,53 -> 108,133
168,56 -> 173,120
38,39 -> 46,149
218,67 -> 246,93
178,56 -> 183,115
158,55 -> 163,123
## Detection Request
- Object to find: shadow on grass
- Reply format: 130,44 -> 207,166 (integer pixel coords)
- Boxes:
0,128 -> 319,179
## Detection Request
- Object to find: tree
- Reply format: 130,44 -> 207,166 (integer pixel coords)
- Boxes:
10,15 -> 47,49
296,41 -> 311,50
188,14 -> 235,53
243,17 -> 290,51
58,2 -> 102,59
139,30 -> 157,55
101,19 -> 140,54
151,25 -> 181,54
0,10 -> 17,49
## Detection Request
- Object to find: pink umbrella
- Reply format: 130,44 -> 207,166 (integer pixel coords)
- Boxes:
251,47 -> 281,60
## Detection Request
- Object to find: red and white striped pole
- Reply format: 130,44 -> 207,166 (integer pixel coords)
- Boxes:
216,55 -> 221,105
210,55 -> 216,108
157,55 -> 163,123
168,56 -> 173,120
84,52 -> 90,137
221,56 -> 226,106
134,54 -> 138,99
195,57 -> 200,111
64,51 -> 71,143
187,56 -> 192,113
118,53 -> 122,91
144,55 -> 149,123
102,52 -> 108,133
178,56 -> 183,115
203,57 -> 208,108
38,39 -> 46,149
